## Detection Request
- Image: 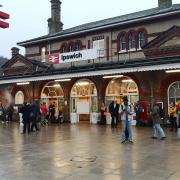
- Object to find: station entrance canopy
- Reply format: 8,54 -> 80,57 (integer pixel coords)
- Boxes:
0,62 -> 180,85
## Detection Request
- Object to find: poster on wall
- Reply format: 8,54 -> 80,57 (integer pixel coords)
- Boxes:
77,102 -> 90,114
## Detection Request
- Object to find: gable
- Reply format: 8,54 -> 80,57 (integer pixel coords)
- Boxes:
2,54 -> 34,76
10,60 -> 27,68
143,26 -> 180,58
160,36 -> 180,47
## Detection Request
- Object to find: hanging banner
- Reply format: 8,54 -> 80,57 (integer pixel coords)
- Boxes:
48,49 -> 98,64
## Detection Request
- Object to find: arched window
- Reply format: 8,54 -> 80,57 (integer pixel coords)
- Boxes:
61,43 -> 67,53
74,42 -> 81,51
70,79 -> 98,113
69,45 -> 74,52
138,31 -> 146,48
68,42 -> 75,52
41,81 -> 64,98
105,77 -> 139,106
129,32 -> 136,49
15,91 -> 24,105
168,81 -> 180,106
120,34 -> 126,51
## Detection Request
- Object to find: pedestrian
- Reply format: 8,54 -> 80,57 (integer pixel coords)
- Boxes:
100,102 -> 107,125
6,104 -> 14,122
48,102 -> 55,123
176,101 -> 180,127
168,102 -> 177,132
21,102 -> 31,134
151,103 -> 166,140
40,102 -> 48,125
119,96 -> 134,144
109,100 -> 119,128
30,100 -> 40,132
0,101 -> 5,123
134,101 -> 144,127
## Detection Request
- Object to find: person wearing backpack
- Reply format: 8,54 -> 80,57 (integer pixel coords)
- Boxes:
119,96 -> 134,144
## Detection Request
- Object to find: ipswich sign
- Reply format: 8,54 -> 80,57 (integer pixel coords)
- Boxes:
48,49 -> 98,64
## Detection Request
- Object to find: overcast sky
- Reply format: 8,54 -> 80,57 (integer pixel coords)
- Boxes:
0,0 -> 179,58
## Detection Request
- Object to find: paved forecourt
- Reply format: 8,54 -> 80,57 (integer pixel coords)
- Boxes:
0,122 -> 180,180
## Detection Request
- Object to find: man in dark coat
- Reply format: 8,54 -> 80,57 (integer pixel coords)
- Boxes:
30,100 -> 40,132
109,100 -> 120,128
21,102 -> 31,134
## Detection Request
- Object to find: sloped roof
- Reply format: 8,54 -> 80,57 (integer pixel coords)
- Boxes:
0,55 -> 180,84
2,54 -> 48,69
17,4 -> 180,46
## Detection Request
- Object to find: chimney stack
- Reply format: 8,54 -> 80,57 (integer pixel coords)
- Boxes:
48,0 -> 63,34
11,47 -> 19,57
158,0 -> 172,10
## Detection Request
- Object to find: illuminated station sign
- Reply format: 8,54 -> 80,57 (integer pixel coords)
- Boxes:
0,5 -> 9,28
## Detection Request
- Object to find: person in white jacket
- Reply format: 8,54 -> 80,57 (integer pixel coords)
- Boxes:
119,96 -> 134,144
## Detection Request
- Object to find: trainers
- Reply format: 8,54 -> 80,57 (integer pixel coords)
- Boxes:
160,137 -> 166,140
151,136 -> 158,139
129,140 -> 133,144
121,140 -> 126,144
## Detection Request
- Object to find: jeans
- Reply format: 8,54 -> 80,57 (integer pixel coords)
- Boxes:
153,124 -> 166,138
122,120 -> 132,141
111,116 -> 118,127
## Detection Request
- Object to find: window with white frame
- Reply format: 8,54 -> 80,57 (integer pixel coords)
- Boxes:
41,47 -> 46,63
74,43 -> 81,51
138,31 -> 146,49
168,81 -> 180,106
61,45 -> 67,53
93,36 -> 104,57
129,32 -> 136,50
119,34 -> 126,51
68,44 -> 74,52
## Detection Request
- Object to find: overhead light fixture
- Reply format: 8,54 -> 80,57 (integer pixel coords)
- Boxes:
166,69 -> 180,73
55,79 -> 71,82
103,75 -> 123,79
53,84 -> 60,87
122,79 -> 133,82
16,82 -> 30,85
76,82 -> 89,86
